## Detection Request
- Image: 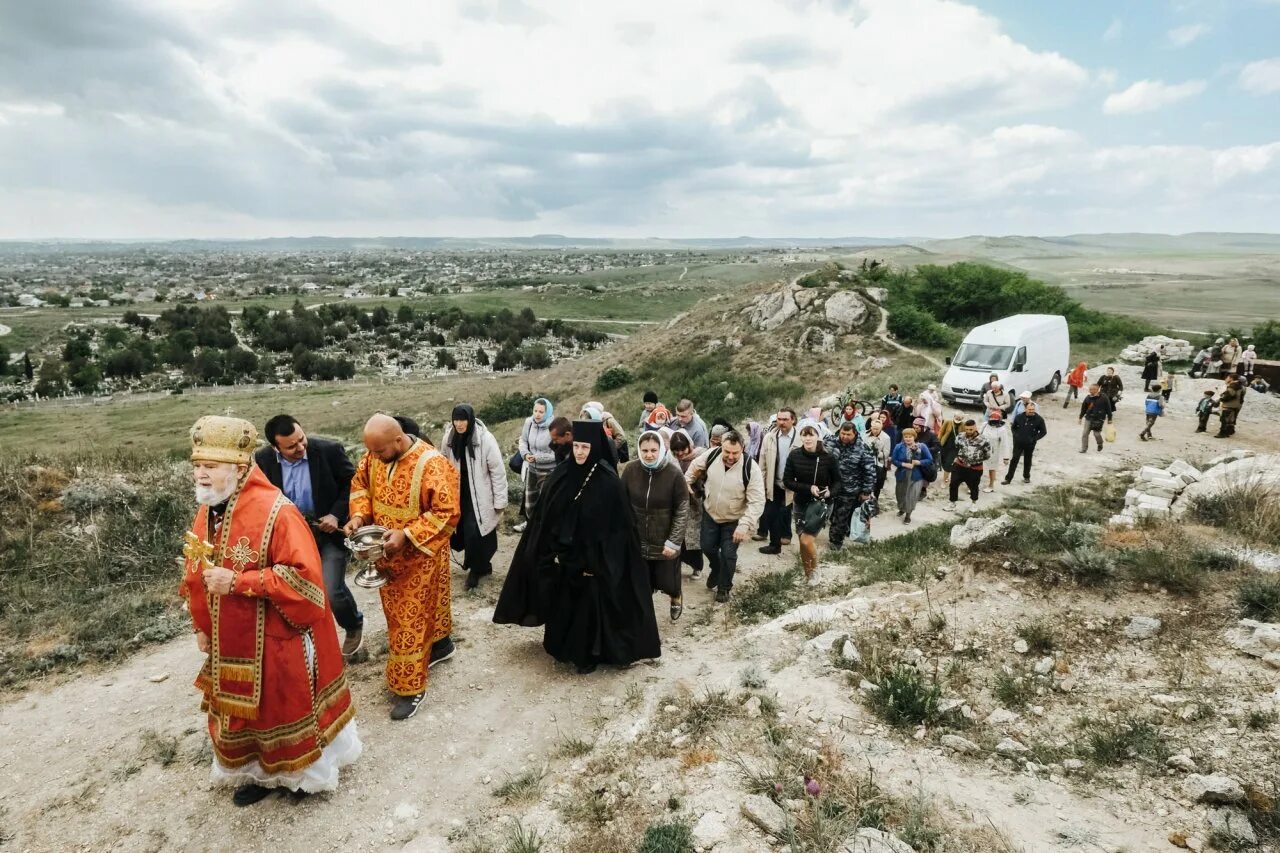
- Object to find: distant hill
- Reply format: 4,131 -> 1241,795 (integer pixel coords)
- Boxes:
919,232 -> 1280,259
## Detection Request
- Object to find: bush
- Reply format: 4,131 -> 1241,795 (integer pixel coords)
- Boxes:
594,365 -> 635,392
1123,547 -> 1202,596
885,302 -> 960,349
993,671 -> 1035,709
1239,578 -> 1280,622
1188,547 -> 1243,573
730,569 -> 803,622
476,392 -> 540,425
1059,548 -> 1116,586
638,821 -> 694,853
632,354 -> 804,428
1080,716 -> 1167,766
866,664 -> 943,727
1187,483 -> 1280,543
1016,620 -> 1055,654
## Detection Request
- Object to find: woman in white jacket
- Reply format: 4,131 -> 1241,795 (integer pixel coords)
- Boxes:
515,397 -> 556,532
444,404 -> 508,589
979,410 -> 1012,493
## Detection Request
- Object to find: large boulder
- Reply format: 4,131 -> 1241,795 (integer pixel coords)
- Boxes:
1225,620 -> 1280,668
824,291 -> 869,333
744,288 -> 799,331
1185,774 -> 1246,804
949,514 -> 1015,550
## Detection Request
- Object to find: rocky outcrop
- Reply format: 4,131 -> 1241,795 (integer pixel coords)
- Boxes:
1225,620 -> 1280,669
743,278 -> 873,338
949,514 -> 1014,550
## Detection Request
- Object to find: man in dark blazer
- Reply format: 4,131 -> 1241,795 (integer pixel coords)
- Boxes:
256,414 -> 363,656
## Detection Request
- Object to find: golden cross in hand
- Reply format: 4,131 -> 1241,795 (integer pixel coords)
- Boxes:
183,530 -> 216,574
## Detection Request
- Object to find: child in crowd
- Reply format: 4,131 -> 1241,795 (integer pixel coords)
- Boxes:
1195,390 -> 1217,433
1140,384 -> 1165,441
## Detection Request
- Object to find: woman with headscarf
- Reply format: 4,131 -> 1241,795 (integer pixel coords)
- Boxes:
515,397 -> 556,533
621,431 -> 690,621
916,386 -> 943,433
745,420 -> 765,462
493,420 -> 660,674
1142,349 -> 1162,391
581,402 -> 629,464
443,404 -> 508,589
668,430 -> 705,580
979,410 -> 1012,493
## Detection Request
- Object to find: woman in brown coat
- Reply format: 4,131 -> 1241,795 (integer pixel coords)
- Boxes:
621,431 -> 690,621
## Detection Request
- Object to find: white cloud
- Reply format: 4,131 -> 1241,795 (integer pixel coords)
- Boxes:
1103,18 -> 1123,41
1102,79 -> 1207,114
1240,58 -> 1280,94
0,0 -> 1274,237
1167,23 -> 1209,47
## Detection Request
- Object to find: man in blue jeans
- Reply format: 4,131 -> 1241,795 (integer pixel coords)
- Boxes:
255,414 -> 364,657
685,432 -> 766,603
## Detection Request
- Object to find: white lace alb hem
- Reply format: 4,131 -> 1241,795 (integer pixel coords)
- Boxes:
210,719 -> 362,793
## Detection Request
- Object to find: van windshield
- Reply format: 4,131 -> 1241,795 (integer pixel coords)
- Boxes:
952,343 -> 1014,371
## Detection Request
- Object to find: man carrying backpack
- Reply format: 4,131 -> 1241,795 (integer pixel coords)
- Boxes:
684,432 -> 766,603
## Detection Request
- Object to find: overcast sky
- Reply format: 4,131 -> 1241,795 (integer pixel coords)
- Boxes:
1,0 -> 1278,239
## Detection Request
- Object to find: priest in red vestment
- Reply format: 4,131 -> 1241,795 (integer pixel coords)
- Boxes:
180,415 -> 361,807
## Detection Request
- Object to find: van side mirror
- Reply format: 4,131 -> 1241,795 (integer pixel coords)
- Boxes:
1013,359 -> 1025,372
945,357 -> 951,366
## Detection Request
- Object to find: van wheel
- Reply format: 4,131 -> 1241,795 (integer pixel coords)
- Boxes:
1044,372 -> 1061,393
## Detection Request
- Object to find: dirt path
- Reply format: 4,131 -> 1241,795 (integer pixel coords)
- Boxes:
872,305 -> 946,370
1,367 -> 1274,852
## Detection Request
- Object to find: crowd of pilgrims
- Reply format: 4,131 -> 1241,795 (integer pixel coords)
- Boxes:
484,383 -> 1053,675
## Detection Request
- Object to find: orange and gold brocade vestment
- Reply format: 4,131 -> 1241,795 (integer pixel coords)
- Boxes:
349,438 -> 460,696
181,467 -> 357,778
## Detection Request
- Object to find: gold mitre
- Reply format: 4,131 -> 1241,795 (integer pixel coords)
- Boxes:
190,415 -> 258,465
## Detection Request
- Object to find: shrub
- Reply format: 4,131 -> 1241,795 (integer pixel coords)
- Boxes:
993,671 -> 1035,709
1079,716 -> 1167,766
1059,548 -> 1116,586
1239,578 -> 1280,622
638,820 -> 694,853
730,569 -> 803,622
866,664 -> 943,727
594,365 -> 635,392
475,391 -> 541,425
1188,547 -> 1243,573
1016,620 -> 1055,654
1187,483 -> 1280,542
631,354 -> 804,428
885,302 -> 960,349
1123,548 -> 1202,596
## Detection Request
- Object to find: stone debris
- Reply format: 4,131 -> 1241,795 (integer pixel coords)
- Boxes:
1185,774 -> 1246,804
743,696 -> 763,719
949,514 -> 1014,550
995,738 -> 1030,757
1206,807 -> 1257,846
940,735 -> 982,755
1118,335 -> 1194,363
1225,620 -> 1280,669
692,811 -> 732,849
740,794 -> 788,837
1166,754 -> 1198,773
1124,616 -> 1163,640
1012,639 -> 1030,654
985,708 -> 1020,727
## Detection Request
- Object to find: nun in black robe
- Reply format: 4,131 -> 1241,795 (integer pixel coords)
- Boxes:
493,420 -> 660,674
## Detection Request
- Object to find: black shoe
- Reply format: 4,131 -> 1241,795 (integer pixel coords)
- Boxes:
1022,478 -> 1031,484
715,589 -> 730,604
575,662 -> 598,675
233,784 -> 273,807
288,789 -> 310,803
1001,479 -> 1012,485
690,569 -> 701,579
429,637 -> 455,667
390,692 -> 425,721
706,572 -> 719,590
465,570 -> 480,590
758,545 -> 782,555
670,597 -> 683,622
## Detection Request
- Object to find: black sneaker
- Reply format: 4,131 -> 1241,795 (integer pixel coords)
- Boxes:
706,571 -> 719,590
1001,479 -> 1012,485
465,570 -> 480,590
233,784 -> 273,807
758,545 -> 782,555
429,637 -> 455,667
390,692 -> 425,721
575,662 -> 598,675
714,589 -> 730,604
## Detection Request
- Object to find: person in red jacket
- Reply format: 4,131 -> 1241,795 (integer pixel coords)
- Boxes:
1063,362 -> 1087,408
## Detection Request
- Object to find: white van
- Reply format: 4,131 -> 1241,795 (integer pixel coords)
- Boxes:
941,314 -> 1069,407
